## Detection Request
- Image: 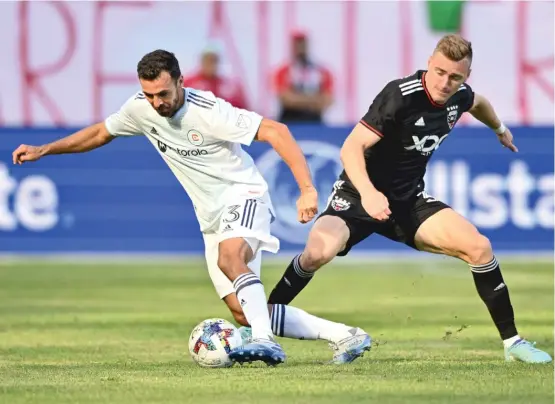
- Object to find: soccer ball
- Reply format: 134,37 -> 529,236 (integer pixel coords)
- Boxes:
188,318 -> 243,368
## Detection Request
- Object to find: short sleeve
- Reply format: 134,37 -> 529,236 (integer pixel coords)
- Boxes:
213,98 -> 262,146
360,83 -> 401,138
459,83 -> 475,112
104,94 -> 143,137
188,89 -> 263,146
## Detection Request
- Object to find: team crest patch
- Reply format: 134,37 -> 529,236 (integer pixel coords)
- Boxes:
187,130 -> 204,146
331,196 -> 351,211
447,105 -> 458,130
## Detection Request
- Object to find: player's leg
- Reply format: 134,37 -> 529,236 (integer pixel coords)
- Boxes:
268,181 -> 368,305
413,207 -> 552,363
221,251 -> 263,327
202,232 -> 249,326
202,232 -> 284,365
225,250 -> 370,364
267,215 -> 350,305
217,236 -> 275,340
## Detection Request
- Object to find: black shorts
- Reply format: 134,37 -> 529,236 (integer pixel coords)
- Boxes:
319,180 -> 450,256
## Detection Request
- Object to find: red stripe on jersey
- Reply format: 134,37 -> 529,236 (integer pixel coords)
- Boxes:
359,120 -> 384,137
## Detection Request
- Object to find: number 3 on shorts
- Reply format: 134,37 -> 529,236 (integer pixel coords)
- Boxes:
223,205 -> 241,223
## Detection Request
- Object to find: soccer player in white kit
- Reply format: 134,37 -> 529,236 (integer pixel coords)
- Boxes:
13,50 -> 371,366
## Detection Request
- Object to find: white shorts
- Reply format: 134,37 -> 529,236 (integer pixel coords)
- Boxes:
203,192 -> 280,299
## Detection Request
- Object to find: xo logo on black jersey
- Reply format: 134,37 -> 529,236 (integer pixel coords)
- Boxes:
405,134 -> 449,155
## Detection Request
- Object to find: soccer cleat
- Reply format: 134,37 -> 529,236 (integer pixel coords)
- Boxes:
504,339 -> 552,364
329,328 -> 372,364
229,338 -> 286,366
238,326 -> 252,344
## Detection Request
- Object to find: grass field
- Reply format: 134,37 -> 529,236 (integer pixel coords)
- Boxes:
0,257 -> 553,403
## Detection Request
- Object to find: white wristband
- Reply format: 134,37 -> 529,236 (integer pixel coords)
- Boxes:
494,123 -> 506,135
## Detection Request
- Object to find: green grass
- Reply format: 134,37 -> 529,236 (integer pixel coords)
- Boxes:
0,257 -> 553,403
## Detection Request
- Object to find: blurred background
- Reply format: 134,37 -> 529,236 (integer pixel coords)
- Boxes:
0,0 -> 552,256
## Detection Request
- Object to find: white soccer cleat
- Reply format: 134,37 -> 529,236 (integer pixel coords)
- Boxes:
329,327 -> 372,364
229,338 -> 286,366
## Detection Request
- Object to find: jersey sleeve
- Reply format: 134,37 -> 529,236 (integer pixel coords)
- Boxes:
459,82 -> 475,112
192,90 -> 262,146
360,83 -> 401,138
104,94 -> 143,137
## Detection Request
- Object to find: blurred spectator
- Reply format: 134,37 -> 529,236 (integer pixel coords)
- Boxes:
273,31 -> 334,123
183,43 -> 248,109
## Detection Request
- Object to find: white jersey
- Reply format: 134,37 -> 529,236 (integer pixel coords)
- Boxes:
104,88 -> 269,233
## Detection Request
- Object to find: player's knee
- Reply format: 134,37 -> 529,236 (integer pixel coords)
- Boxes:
217,249 -> 243,277
301,245 -> 335,271
462,234 -> 493,265
218,240 -> 252,277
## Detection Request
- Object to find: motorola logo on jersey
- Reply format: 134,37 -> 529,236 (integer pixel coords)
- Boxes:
157,140 -> 209,157
179,149 -> 208,157
405,134 -> 449,155
157,140 -> 167,153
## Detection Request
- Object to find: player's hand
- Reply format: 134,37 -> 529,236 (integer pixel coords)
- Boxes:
12,144 -> 46,165
296,186 -> 318,224
361,189 -> 391,221
497,127 -> 518,152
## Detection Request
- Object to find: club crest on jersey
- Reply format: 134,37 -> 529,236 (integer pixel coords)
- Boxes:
331,196 -> 351,211
187,130 -> 204,146
447,105 -> 459,130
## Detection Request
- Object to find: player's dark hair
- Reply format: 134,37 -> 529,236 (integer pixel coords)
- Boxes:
435,34 -> 473,64
137,50 -> 181,81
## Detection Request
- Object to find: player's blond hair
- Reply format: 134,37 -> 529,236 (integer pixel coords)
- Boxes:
434,34 -> 473,64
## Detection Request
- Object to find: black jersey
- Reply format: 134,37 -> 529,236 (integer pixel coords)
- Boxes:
339,70 -> 475,201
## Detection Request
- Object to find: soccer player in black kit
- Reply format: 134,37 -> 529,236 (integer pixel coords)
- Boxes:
267,35 -> 552,363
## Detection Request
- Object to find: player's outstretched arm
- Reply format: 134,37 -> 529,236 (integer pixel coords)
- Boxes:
468,94 -> 518,152
12,123 -> 114,165
255,118 -> 318,223
340,123 -> 391,221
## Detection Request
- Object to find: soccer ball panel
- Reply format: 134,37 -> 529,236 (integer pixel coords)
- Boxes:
188,318 -> 242,368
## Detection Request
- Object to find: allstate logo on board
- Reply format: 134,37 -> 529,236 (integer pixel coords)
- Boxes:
255,141 -> 343,244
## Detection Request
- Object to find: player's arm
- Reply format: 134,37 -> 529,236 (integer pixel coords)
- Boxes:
255,119 -> 318,223
255,118 -> 316,193
340,123 -> 382,195
13,96 -> 142,165
207,95 -> 318,223
43,123 -> 113,156
468,93 -> 518,152
13,123 -> 114,165
341,126 -> 391,222
340,123 -> 391,221
339,84 -> 399,221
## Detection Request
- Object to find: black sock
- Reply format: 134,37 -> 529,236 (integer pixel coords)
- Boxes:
268,254 -> 314,305
470,256 -> 518,340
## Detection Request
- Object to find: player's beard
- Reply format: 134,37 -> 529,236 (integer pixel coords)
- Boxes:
156,93 -> 181,118
156,105 -> 173,117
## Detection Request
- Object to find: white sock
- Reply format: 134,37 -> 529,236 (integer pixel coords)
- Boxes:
503,334 -> 521,348
233,272 -> 274,341
271,304 -> 354,343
